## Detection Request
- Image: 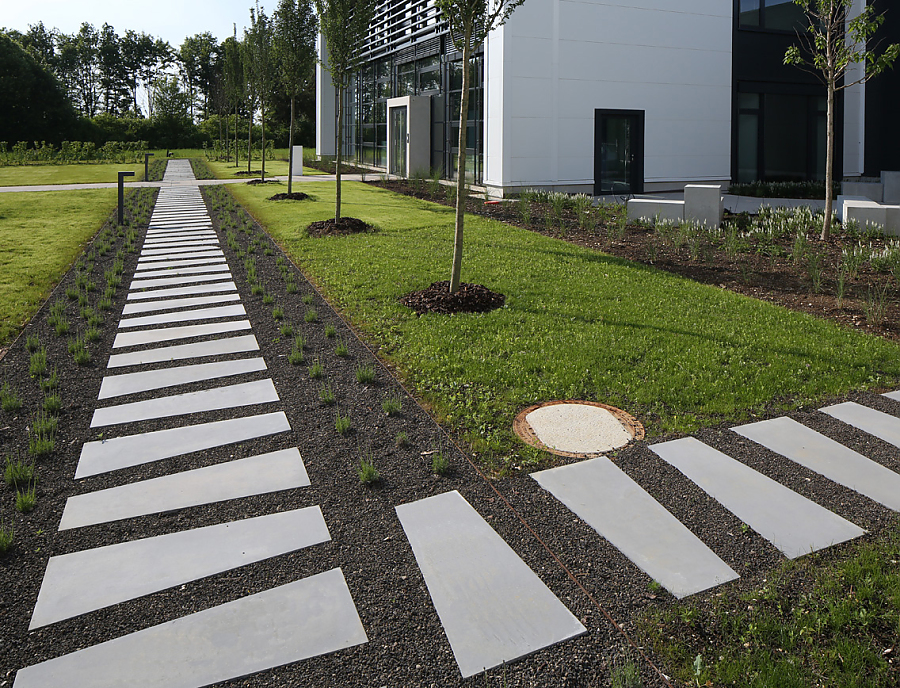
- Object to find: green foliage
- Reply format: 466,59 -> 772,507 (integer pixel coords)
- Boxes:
4,455 -> 35,488
355,363 -> 375,384
309,357 -> 323,378
0,382 -> 21,412
39,367 -> 58,393
42,393 -> 62,415
28,410 -> 56,457
29,347 -> 48,376
15,484 -> 37,513
335,338 -> 349,357
395,431 -> 409,447
0,519 -> 12,554
357,456 -> 379,484
324,323 -> 336,337
382,395 -> 402,416
304,308 -> 317,323
25,333 -> 40,352
280,322 -> 294,337
334,410 -> 352,434
431,451 -> 449,475
288,335 -> 305,365
319,383 -> 336,405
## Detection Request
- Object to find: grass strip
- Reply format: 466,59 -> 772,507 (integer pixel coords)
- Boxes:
228,181 -> 900,466
0,189 -> 117,345
0,163 -> 144,187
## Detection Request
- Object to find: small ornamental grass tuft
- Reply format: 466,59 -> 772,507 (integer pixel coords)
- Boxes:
304,308 -> 318,323
263,294 -> 275,306
1,382 -> 22,412
382,395 -> 402,416
16,484 -> 37,513
0,519 -> 12,554
357,458 -> 380,485
39,367 -> 58,393
355,364 -> 376,384
310,358 -> 324,379
4,455 -> 35,488
29,348 -> 48,377
335,410 -> 352,434
319,384 -> 336,405
431,451 -> 450,476
25,333 -> 41,352
395,431 -> 409,447
280,322 -> 294,337
28,410 -> 56,457
335,339 -> 349,357
85,326 -> 102,343
42,394 -> 62,415
324,323 -> 336,338
302,294 -> 313,305
272,306 -> 284,320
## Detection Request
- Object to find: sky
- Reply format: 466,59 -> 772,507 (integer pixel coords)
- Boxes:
2,0 -> 283,49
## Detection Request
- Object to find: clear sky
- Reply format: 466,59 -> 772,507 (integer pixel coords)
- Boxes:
2,0 -> 282,49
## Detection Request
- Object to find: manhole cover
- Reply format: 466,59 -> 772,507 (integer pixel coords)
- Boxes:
513,400 -> 644,458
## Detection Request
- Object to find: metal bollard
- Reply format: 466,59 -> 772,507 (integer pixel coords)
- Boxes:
144,153 -> 154,182
118,171 -> 135,225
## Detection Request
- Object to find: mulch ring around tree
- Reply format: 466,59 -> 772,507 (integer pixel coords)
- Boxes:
246,178 -> 278,185
267,192 -> 311,201
305,216 -> 374,237
400,280 -> 506,315
234,170 -> 263,176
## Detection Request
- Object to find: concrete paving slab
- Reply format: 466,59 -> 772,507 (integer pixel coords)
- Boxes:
91,379 -> 279,427
526,404 -> 633,454
76,411 -> 291,478
130,273 -> 234,290
143,235 -> 218,245
822,401 -> 900,448
140,240 -> 220,250
122,293 -> 240,314
134,257 -> 226,272
118,305 -> 247,329
14,569 -> 367,688
125,281 -> 237,302
133,264 -> 229,281
532,458 -> 738,598
60,448 -> 310,530
141,246 -> 222,257
31,507 -> 329,629
137,250 -> 224,264
650,438 -> 865,558
733,417 -> 900,512
113,320 -> 249,348
107,334 -> 259,368
395,490 -> 585,678
99,358 -> 267,399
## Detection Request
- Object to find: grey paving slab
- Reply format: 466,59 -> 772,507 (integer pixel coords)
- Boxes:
395,490 -> 586,678
137,250 -> 224,264
60,448 -> 310,530
107,335 -> 260,368
122,293 -> 240,314
144,235 -> 218,244
130,273 -> 234,290
125,281 -> 237,301
134,256 -> 226,271
733,417 -> 900,512
99,358 -> 266,399
147,223 -> 213,231
14,569 -> 366,688
821,401 -> 900,448
147,218 -> 212,226
650,438 -> 865,558
112,319 -> 249,348
140,239 -> 220,250
141,246 -> 222,258
531,458 -> 738,598
30,507 -> 329,629
91,378 -> 279,427
76,411 -> 291,478
118,304 -> 246,329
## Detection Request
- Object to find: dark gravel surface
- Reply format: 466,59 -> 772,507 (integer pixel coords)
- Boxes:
2,180 -> 900,688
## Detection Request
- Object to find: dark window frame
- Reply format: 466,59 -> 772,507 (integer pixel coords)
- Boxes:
593,108 -> 645,196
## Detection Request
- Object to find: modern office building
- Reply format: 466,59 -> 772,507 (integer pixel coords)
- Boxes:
316,0 -> 899,196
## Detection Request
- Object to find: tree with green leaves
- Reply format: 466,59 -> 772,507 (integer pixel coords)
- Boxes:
179,32 -> 220,121
274,0 -> 317,194
314,0 -> 376,222
223,27 -> 245,165
437,0 -> 526,294
245,2 -> 275,181
785,0 -> 899,240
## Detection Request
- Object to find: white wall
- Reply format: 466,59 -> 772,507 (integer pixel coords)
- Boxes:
842,0 -> 867,177
484,0 -> 733,192
316,33 -> 336,157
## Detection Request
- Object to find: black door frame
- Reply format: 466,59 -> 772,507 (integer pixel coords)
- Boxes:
594,109 -> 645,196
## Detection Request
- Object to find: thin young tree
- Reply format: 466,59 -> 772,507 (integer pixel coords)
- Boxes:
314,0 -> 376,222
785,0 -> 899,240
223,27 -> 244,166
437,0 -> 526,294
274,0 -> 317,194
246,3 -> 275,182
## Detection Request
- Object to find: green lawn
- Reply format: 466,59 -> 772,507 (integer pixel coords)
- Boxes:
0,163 -> 145,187
0,189 -> 116,345
206,159 -> 324,179
228,181 -> 900,464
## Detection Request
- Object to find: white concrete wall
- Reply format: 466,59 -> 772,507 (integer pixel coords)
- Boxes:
842,0 -> 867,177
484,0 -> 733,192
316,33 -> 336,157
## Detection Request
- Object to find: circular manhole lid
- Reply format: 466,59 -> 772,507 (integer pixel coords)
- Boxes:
513,400 -> 644,458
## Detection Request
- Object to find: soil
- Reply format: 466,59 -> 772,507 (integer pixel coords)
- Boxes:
401,280 -> 506,315
369,179 -> 900,343
305,216 -> 374,237
267,192 -> 310,202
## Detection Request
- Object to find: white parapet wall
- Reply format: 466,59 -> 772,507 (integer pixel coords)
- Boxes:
684,184 -> 724,228
626,199 -> 685,224
843,198 -> 900,237
883,172 -> 900,205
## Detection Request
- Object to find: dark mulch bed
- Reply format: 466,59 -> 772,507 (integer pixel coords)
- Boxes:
401,280 -> 506,315
305,216 -> 373,237
246,178 -> 279,186
234,169 -> 263,176
267,192 -> 310,201
2,181 -> 900,687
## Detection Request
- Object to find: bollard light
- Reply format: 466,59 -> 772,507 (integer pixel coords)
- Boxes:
144,153 -> 154,182
118,171 -> 135,225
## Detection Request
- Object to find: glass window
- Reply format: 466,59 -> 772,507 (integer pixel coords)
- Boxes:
397,64 -> 415,96
764,0 -> 805,31
739,93 -> 760,110
418,69 -> 441,93
416,55 -> 440,71
739,0 -> 760,27
764,94 -> 807,181
737,113 -> 759,183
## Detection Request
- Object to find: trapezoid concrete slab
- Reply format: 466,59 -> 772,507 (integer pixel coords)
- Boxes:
134,257 -> 226,272
14,568 -> 367,688
140,246 -> 222,258
531,458 -> 738,598
121,293 -> 240,315
140,240 -> 220,250
59,448 -> 310,530
117,305 -> 247,329
131,265 -> 230,281
76,411 -> 291,478
733,417 -> 900,512
90,378 -> 279,427
650,437 -> 865,558
106,335 -> 260,368
137,250 -> 224,264
821,401 -> 900,448
130,274 -> 234,290
112,319 -> 249,348
98,358 -> 267,399
125,282 -> 237,302
395,490 -> 586,679
30,506 -> 330,629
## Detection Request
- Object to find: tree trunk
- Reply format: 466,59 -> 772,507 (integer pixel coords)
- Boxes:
336,83 -> 343,222
234,103 -> 239,168
822,78 -> 835,241
248,107 -> 253,174
225,111 -> 230,163
449,32 -> 473,295
261,97 -> 266,183
288,96 -> 295,195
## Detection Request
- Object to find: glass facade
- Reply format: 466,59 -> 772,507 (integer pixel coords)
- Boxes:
739,0 -> 806,31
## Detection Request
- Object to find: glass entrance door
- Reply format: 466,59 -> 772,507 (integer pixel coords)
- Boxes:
390,106 -> 407,177
594,110 -> 644,195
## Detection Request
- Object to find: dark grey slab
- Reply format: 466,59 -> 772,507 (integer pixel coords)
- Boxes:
112,320 -> 249,348
821,401 -> 900,448
134,257 -> 226,271
31,507 -> 329,629
14,568 -> 367,688
733,417 -> 900,512
650,438 -> 865,558
60,448 -> 310,530
99,358 -> 266,399
122,293 -> 239,315
395,490 -> 585,678
130,273 -> 233,290
125,281 -> 237,302
107,334 -> 260,368
91,379 -> 279,427
531,458 -> 738,598
118,305 -> 246,329
76,411 -> 291,478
